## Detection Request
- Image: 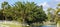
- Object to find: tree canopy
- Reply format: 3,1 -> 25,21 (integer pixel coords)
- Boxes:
0,1 -> 47,25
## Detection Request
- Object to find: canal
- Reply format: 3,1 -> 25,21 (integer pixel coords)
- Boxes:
31,25 -> 56,27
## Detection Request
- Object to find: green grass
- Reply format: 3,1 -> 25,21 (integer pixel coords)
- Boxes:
0,21 -> 22,27
0,24 -> 22,27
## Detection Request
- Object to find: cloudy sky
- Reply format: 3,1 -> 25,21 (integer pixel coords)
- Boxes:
0,0 -> 60,12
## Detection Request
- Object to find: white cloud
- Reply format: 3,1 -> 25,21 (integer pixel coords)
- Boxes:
39,2 -> 50,8
38,2 -> 50,14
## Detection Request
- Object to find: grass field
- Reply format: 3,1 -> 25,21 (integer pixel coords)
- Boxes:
0,21 -> 22,27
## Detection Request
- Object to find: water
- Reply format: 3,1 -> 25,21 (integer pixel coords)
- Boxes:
39,25 -> 56,27
32,25 -> 56,27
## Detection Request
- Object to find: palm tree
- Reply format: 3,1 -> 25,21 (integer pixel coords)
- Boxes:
1,1 -> 10,20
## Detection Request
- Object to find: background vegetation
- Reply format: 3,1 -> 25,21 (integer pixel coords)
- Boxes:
0,1 -> 60,27
0,1 -> 47,25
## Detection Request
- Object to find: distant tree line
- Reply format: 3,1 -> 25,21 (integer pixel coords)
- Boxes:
47,3 -> 60,23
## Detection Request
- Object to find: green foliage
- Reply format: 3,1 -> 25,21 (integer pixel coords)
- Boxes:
58,3 -> 60,6
47,3 -> 60,23
0,1 -> 47,25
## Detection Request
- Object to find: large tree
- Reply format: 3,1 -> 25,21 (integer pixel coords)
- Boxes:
0,1 -> 48,25
1,1 -> 11,20
47,8 -> 55,22
14,2 -> 47,25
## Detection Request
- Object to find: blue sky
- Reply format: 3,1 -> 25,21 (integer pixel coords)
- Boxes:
0,0 -> 60,12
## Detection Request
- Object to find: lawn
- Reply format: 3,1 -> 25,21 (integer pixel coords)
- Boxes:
0,21 -> 22,27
